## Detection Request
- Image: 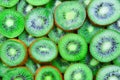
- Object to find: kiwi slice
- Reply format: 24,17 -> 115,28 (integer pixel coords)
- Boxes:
96,65 -> 120,80
90,29 -> 120,62
3,67 -> 33,80
52,57 -> 71,73
0,34 -> 7,46
54,1 -> 86,31
87,0 -> 120,26
48,26 -> 66,44
25,58 -> 41,74
17,0 -> 33,16
58,33 -> 87,61
0,60 -> 9,77
0,39 -> 27,67
64,63 -> 93,80
77,20 -> 103,43
26,0 -> 50,6
113,55 -> 120,67
18,31 -> 36,47
25,8 -> 53,37
35,66 -> 62,80
108,19 -> 120,33
29,37 -> 58,63
0,9 -> 25,38
0,0 -> 19,7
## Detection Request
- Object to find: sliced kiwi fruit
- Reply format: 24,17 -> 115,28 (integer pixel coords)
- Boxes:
96,65 -> 120,80
52,56 -> 71,73
87,0 -> 120,26
3,67 -> 33,80
29,37 -> 58,63
0,39 -> 27,67
113,55 -> 120,67
35,66 -> 62,80
77,20 -> 103,43
25,58 -> 41,74
90,29 -> 120,62
0,34 -> 7,46
0,9 -> 25,38
54,1 -> 86,31
25,8 -> 53,37
18,31 -> 36,47
26,0 -> 50,6
108,19 -> 120,33
64,63 -> 93,80
17,0 -> 33,16
0,0 -> 19,7
48,26 -> 66,44
0,60 -> 9,77
58,33 -> 87,61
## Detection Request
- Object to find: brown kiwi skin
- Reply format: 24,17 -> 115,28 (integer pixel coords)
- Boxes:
54,1 -> 86,32
86,1 -> 118,27
35,66 -> 63,80
25,8 -> 54,37
28,38 -> 58,64
1,39 -> 28,67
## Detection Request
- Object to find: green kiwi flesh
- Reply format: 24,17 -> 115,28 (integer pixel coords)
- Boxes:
25,8 -> 53,37
26,0 -> 50,6
90,29 -> 120,62
18,31 -> 35,47
0,39 -> 27,67
58,33 -> 87,61
77,20 -> 102,43
113,55 -> 120,67
0,9 -> 25,38
29,38 -> 58,63
55,1 -> 86,31
35,66 -> 62,80
88,0 -> 120,26
3,67 -> 33,80
0,0 -> 19,7
64,63 -> 93,80
96,65 -> 120,80
48,26 -> 66,44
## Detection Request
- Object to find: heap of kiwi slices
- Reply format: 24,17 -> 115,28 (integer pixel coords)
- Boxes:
0,0 -> 120,80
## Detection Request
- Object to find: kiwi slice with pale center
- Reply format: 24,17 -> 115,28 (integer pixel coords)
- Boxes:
96,65 -> 120,80
87,0 -> 120,26
55,1 -> 86,31
29,37 -> 58,63
26,0 -> 50,6
25,8 -> 53,37
0,0 -> 19,7
90,29 -> 120,62
0,39 -> 27,67
64,63 -> 93,80
58,33 -> 87,61
0,9 -> 25,38
35,66 -> 62,80
3,67 -> 33,80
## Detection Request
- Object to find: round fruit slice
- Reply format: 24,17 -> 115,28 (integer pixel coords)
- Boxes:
87,0 -> 120,26
90,29 -> 120,62
54,1 -> 86,31
35,66 -> 62,80
29,38 -> 58,63
26,0 -> 50,6
58,33 -> 87,61
25,8 -> 53,37
96,65 -> 120,80
64,63 -> 93,80
108,19 -> 120,33
3,67 -> 33,80
0,39 -> 27,67
0,9 -> 25,38
0,0 -> 19,7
